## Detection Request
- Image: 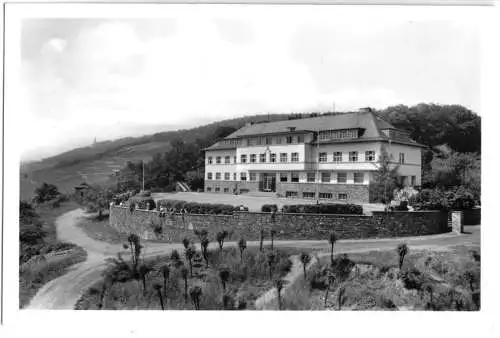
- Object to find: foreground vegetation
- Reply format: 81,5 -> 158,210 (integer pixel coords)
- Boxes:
76,232 -> 299,310
277,245 -> 480,311
19,200 -> 87,308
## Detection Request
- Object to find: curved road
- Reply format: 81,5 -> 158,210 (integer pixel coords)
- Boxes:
26,209 -> 480,309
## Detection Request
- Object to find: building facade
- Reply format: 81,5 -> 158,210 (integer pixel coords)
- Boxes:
204,110 -> 424,203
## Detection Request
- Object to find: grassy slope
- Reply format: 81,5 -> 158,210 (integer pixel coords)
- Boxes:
19,202 -> 88,308
281,245 -> 480,311
20,114 -> 293,200
75,246 -> 302,310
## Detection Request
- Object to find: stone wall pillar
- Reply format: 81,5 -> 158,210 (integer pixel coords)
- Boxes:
451,211 -> 464,234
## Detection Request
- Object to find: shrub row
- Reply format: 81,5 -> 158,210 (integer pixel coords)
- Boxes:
261,204 -> 278,212
409,187 -> 476,211
156,199 -> 248,215
128,196 -> 156,210
281,203 -> 363,215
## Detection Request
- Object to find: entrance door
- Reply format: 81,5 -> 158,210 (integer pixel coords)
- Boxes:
263,173 -> 276,192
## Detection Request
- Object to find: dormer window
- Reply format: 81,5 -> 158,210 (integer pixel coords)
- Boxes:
287,126 -> 296,132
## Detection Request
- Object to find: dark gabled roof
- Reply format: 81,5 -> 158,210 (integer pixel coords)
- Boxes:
225,111 -> 386,139
205,111 -> 425,149
204,141 -> 237,151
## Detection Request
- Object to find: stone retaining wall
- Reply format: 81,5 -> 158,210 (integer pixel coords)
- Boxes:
109,206 -> 451,242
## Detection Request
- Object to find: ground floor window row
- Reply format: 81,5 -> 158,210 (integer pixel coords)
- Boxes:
207,171 -> 370,183
204,186 -> 350,200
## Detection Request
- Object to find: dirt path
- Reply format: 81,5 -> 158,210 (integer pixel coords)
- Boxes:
25,209 -> 479,310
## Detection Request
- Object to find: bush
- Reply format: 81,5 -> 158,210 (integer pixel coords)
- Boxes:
156,199 -> 246,215
128,196 -> 156,210
409,187 -> 477,211
137,190 -> 152,197
261,204 -> 278,212
282,203 -> 363,215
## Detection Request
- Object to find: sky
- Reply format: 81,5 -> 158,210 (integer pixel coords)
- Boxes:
18,9 -> 480,161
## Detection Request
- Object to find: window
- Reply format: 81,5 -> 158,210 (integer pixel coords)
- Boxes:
307,172 -> 316,183
260,153 -> 266,163
215,186 -> 220,192
245,139 -> 251,147
265,137 -> 272,145
354,172 -> 364,184
234,156 -> 237,163
206,187 -> 212,192
338,193 -> 348,201
349,151 -> 358,162
223,188 -> 229,193
411,175 -> 416,186
321,172 -> 331,183
215,173 -> 221,180
319,192 -> 333,199
270,153 -> 277,163
233,173 -> 237,180
286,191 -> 298,198
280,153 -> 288,162
207,173 -> 213,180
280,172 -> 288,182
250,172 -> 257,181
365,151 -> 375,162
286,136 -> 293,144
399,152 -> 405,164
337,172 -> 347,183
216,156 -> 222,164
256,137 -> 263,145
250,154 -> 257,163
303,192 -> 315,199
333,152 -> 342,162
224,156 -> 230,164
319,152 -> 327,162
208,157 -> 213,164
297,135 -> 304,143
224,172 -> 230,180
240,172 -> 247,181
240,155 -> 247,163
276,137 -> 282,144
319,129 -> 359,140
291,152 -> 299,162
291,172 -> 299,182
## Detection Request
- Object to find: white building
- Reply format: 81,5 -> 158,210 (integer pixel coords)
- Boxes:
204,109 -> 424,203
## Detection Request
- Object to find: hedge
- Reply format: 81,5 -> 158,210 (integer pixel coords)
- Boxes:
281,203 -> 363,215
129,196 -> 156,210
156,199 -> 247,215
261,204 -> 278,212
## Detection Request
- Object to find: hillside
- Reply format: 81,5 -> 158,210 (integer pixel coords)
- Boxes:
20,113 -> 294,200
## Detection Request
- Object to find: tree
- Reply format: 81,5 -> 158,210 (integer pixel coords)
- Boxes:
328,232 -> 338,263
32,182 -> 61,204
267,252 -> 276,279
396,243 -> 409,270
200,237 -> 210,267
337,285 -> 346,310
160,265 -> 170,299
369,147 -> 400,207
324,270 -> 335,308
139,264 -> 152,294
126,233 -> 142,274
181,266 -> 189,303
153,283 -> 164,310
218,266 -> 231,293
80,186 -> 114,219
259,229 -> 265,252
185,246 -> 196,278
238,238 -> 247,261
300,252 -> 311,279
189,286 -> 203,310
270,230 -> 277,251
274,279 -> 284,310
216,230 -> 228,253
